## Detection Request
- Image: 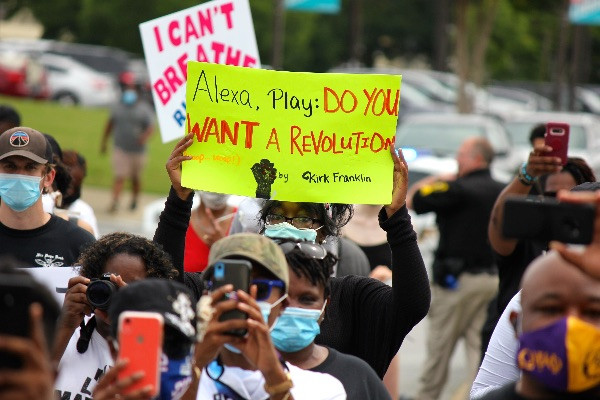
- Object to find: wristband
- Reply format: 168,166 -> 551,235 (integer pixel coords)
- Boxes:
518,162 -> 536,185
264,372 -> 293,396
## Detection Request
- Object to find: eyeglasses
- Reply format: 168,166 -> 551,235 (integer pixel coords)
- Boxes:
265,214 -> 320,229
252,279 -> 285,301
278,241 -> 327,260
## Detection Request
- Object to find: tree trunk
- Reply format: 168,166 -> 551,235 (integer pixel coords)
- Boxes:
456,0 -> 471,113
271,0 -> 286,70
552,0 -> 570,110
349,0 -> 364,64
432,0 -> 450,71
470,0 -> 500,87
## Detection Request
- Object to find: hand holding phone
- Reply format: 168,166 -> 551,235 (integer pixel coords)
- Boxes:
117,311 -> 163,397
210,259 -> 252,337
544,122 -> 570,165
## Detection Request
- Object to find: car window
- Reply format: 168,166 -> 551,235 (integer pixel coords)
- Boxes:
43,64 -> 67,74
396,122 -> 486,157
504,122 -> 587,149
401,83 -> 437,107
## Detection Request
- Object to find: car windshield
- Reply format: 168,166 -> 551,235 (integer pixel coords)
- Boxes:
504,122 -> 587,149
396,122 -> 486,157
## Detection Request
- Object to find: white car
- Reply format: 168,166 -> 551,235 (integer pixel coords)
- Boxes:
397,113 -> 519,183
36,53 -> 118,107
502,111 -> 600,177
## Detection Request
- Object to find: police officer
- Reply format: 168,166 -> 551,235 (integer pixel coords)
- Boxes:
407,137 -> 504,400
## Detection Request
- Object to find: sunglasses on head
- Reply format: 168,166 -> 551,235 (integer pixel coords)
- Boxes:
252,279 -> 285,301
277,241 -> 327,260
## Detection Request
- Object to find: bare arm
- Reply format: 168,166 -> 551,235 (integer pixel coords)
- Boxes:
488,146 -> 561,256
100,119 -> 113,154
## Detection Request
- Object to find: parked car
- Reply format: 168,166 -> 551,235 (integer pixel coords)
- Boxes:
0,50 -> 48,98
328,66 -> 455,120
396,113 -> 518,182
501,111 -> 600,177
486,86 -> 552,112
0,39 -> 132,80
36,53 -> 118,107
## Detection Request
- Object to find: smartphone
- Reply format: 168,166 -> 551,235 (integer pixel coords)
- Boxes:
545,122 -> 570,165
117,311 -> 163,397
210,259 -> 252,336
0,275 -> 35,369
502,196 -> 594,244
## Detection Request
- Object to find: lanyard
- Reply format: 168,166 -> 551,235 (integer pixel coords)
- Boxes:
206,359 -> 248,400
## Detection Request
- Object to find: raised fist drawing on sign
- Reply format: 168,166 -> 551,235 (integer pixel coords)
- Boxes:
251,159 -> 277,199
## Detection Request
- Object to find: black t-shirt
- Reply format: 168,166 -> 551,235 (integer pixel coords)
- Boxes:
359,242 -> 392,270
0,215 -> 96,267
310,347 -> 390,400
495,239 -> 546,314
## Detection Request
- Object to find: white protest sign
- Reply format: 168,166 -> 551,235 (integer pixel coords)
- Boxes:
22,266 -> 80,305
139,0 -> 261,143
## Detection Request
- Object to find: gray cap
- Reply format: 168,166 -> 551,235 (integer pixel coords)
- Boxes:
208,233 -> 289,292
0,127 -> 53,164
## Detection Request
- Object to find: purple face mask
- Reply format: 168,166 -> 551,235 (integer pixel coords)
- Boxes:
517,316 -> 600,393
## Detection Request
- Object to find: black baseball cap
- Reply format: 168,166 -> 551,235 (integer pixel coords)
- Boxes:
108,279 -> 196,342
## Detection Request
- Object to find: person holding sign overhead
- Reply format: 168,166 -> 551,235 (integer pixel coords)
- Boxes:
155,133 -> 430,379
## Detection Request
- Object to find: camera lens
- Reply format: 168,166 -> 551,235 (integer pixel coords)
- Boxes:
86,280 -> 117,310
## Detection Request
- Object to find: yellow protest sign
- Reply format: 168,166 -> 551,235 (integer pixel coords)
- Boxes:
182,62 -> 401,204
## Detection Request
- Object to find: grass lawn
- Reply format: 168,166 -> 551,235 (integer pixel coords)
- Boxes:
1,95 -> 175,194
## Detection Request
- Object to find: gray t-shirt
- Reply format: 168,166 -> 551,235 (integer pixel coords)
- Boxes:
110,101 -> 154,153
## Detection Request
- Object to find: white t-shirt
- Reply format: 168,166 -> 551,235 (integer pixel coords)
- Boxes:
470,291 -> 522,399
67,199 -> 100,238
42,195 -> 100,238
54,327 -> 113,400
197,361 -> 346,400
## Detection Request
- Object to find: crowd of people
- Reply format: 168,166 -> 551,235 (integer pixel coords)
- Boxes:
1,97 -> 600,400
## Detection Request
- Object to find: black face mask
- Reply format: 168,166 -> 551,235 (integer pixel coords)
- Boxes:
61,186 -> 81,208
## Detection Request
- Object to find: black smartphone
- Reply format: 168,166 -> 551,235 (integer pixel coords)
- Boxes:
210,259 -> 252,337
502,196 -> 594,244
0,275 -> 36,369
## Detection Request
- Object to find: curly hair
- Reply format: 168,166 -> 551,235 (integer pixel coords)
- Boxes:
540,157 -> 596,191
259,201 -> 353,238
282,243 -> 337,300
77,232 -> 178,280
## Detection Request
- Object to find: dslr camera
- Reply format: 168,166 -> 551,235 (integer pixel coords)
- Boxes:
86,273 -> 117,310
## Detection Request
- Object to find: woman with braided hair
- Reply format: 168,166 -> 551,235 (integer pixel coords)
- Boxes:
52,232 -> 178,399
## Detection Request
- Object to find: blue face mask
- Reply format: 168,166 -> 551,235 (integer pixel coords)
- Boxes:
159,350 -> 193,400
122,89 -> 138,105
258,294 -> 287,327
222,296 -> 287,356
0,173 -> 42,212
264,222 -> 318,242
271,302 -> 326,353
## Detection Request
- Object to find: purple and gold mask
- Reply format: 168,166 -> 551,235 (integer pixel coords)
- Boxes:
517,316 -> 600,393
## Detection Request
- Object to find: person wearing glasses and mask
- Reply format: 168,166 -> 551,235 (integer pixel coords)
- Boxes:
265,237 -> 390,399
183,233 -> 346,400
258,204 -> 369,278
155,136 -> 430,379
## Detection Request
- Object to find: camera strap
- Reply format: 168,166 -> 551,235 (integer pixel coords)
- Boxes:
76,316 -> 96,354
